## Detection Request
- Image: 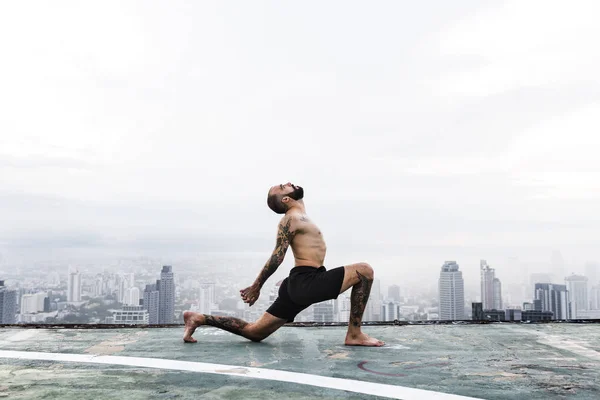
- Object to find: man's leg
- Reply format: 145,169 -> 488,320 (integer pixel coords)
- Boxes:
183,311 -> 287,343
339,262 -> 385,346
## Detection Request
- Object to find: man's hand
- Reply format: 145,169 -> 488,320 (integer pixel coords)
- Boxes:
240,284 -> 261,306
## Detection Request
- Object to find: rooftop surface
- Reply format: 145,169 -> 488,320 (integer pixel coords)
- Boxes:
0,323 -> 599,399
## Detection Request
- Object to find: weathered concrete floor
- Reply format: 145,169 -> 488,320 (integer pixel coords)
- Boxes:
0,324 -> 599,399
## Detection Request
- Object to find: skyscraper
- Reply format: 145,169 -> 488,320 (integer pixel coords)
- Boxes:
480,260 -> 502,310
534,283 -> 569,320
20,292 -> 47,314
388,285 -> 401,302
199,282 -> 216,315
158,265 -> 175,324
313,300 -> 335,322
123,287 -> 140,306
438,261 -> 465,320
493,278 -> 503,310
565,274 -> 588,318
0,280 -> 17,324
67,270 -> 81,302
382,301 -> 400,321
585,262 -> 598,286
143,282 -> 160,324
480,260 -> 494,309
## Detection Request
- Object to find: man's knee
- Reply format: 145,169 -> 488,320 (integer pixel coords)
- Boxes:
246,324 -> 268,342
357,262 -> 374,280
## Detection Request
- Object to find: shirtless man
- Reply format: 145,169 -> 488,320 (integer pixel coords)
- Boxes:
183,182 -> 384,346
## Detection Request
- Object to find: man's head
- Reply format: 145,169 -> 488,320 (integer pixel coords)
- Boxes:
267,182 -> 304,214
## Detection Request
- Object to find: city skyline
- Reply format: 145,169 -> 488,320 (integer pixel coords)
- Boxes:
1,252 -> 599,325
1,2 -> 600,283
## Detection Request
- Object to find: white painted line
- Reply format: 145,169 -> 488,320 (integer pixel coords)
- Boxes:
537,335 -> 600,361
0,350 -> 481,400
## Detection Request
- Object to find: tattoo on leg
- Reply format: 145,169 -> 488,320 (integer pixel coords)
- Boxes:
350,271 -> 373,327
204,315 -> 249,335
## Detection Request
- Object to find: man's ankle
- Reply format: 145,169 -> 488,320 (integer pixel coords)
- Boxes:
346,329 -> 362,338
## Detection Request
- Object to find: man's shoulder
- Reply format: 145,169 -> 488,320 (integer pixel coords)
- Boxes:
277,212 -> 305,229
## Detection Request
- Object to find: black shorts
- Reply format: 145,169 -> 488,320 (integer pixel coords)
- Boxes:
266,266 -> 346,322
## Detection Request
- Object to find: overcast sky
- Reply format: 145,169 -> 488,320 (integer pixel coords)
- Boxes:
1,1 -> 599,284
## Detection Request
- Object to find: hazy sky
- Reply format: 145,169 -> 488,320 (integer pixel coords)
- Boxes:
1,1 -> 599,284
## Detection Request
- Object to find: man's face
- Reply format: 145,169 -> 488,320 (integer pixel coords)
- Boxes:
271,182 -> 304,201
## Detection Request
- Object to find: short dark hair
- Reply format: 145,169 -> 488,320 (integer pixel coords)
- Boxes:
267,192 -> 287,214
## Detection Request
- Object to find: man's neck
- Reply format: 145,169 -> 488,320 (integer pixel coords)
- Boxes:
286,201 -> 306,214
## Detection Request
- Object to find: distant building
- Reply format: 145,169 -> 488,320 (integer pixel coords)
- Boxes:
158,266 -> 175,324
123,287 -> 140,306
493,278 -> 503,310
0,280 -> 17,324
565,274 -> 588,318
534,283 -> 569,320
67,270 -> 81,302
585,262 -> 598,288
591,285 -> 600,310
438,261 -> 465,320
364,279 -> 382,321
382,301 -> 400,321
505,309 -> 522,321
480,260 -> 502,310
20,292 -> 47,314
388,285 -> 401,302
575,310 -> 600,319
522,302 -> 535,311
313,300 -> 335,322
482,309 -> 505,321
143,282 -> 160,324
111,305 -> 149,325
521,310 -> 553,322
472,302 -> 484,321
336,293 -> 351,323
199,282 -> 216,314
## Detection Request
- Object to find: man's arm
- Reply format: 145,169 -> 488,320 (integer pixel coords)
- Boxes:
253,216 -> 296,288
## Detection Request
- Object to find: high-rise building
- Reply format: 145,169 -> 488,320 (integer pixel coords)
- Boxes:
480,260 -> 502,310
591,285 -> 600,310
438,261 -> 465,320
493,278 -> 503,310
313,300 -> 335,322
0,280 -> 17,324
143,282 -> 160,324
110,305 -> 149,325
123,287 -> 140,306
363,279 -> 382,321
336,292 -> 351,323
480,260 -> 494,309
67,270 -> 81,302
388,285 -> 401,302
534,283 -> 569,320
472,302 -> 484,321
382,301 -> 400,321
565,274 -> 588,318
158,265 -> 175,324
199,283 -> 216,314
585,262 -> 598,286
20,292 -> 47,314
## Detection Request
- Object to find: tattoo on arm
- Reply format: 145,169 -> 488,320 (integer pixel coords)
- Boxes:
350,271 -> 373,327
204,315 -> 249,335
255,218 -> 296,288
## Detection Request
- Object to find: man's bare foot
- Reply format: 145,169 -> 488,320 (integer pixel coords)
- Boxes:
345,332 -> 385,347
183,311 -> 204,343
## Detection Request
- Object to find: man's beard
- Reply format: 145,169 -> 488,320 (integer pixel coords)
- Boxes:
288,185 -> 304,200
